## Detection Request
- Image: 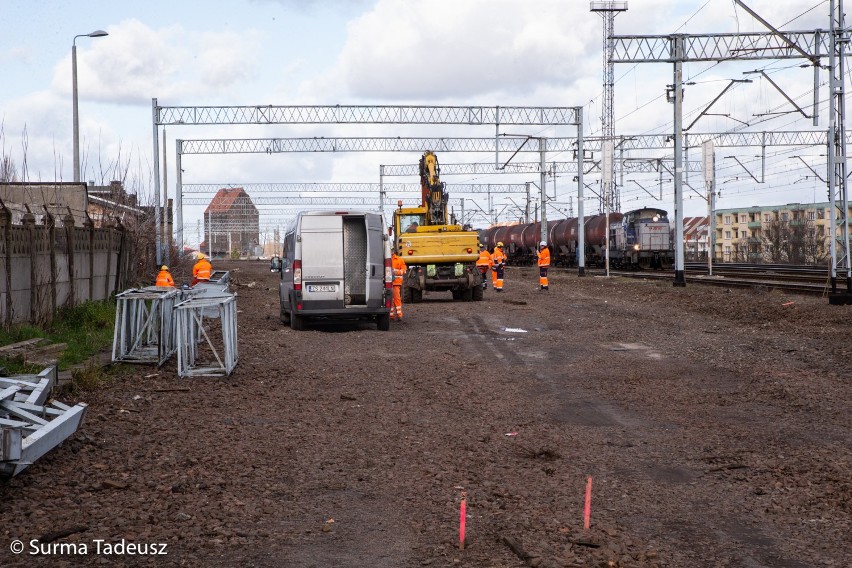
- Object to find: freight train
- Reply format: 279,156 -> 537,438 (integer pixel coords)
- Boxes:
479,207 -> 673,269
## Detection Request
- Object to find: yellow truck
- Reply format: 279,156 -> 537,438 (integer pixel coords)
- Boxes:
393,151 -> 483,302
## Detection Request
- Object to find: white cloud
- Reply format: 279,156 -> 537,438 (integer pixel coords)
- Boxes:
0,47 -> 32,65
302,0 -> 599,101
197,30 -> 262,90
50,19 -> 263,105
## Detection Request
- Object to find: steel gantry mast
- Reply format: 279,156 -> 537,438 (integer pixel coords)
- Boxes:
153,103 -> 582,263
170,129 -> 586,261
181,182 -> 529,194
174,128 -> 830,268
591,1 -> 628,213
611,17 -> 830,288
827,0 -> 852,302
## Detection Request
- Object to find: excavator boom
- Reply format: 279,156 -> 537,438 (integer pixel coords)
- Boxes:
419,150 -> 448,225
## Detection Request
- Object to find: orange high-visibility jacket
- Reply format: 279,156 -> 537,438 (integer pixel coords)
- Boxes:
392,253 -> 407,286
193,258 -> 212,280
476,249 -> 493,269
492,248 -> 506,266
155,270 -> 175,287
537,247 -> 551,267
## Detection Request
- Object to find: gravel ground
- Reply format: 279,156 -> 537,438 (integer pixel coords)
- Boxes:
0,260 -> 849,567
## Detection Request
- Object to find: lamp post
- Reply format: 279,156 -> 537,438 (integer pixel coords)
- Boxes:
72,30 -> 108,183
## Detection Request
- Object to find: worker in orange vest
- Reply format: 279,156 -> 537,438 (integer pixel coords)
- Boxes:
155,265 -> 175,287
192,253 -> 213,286
537,241 -> 551,291
491,242 -> 506,292
475,243 -> 493,289
391,251 -> 407,320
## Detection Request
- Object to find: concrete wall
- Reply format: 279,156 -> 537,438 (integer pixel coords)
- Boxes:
0,209 -> 129,327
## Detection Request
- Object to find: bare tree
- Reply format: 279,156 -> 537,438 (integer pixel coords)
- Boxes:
1,121 -> 20,182
794,221 -> 829,265
761,217 -> 789,263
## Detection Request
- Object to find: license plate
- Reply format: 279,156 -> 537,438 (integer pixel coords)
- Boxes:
307,284 -> 336,293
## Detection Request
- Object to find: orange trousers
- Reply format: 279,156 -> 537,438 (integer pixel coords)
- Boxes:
493,265 -> 504,290
539,266 -> 549,289
392,285 -> 403,319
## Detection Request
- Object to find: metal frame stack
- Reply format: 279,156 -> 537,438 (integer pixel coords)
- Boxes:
0,366 -> 88,479
174,293 -> 238,377
112,287 -> 182,366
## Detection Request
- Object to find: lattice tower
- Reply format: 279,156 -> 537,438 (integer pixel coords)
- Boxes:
591,1 -> 627,213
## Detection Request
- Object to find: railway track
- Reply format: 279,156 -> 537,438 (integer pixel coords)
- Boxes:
588,263 -> 835,295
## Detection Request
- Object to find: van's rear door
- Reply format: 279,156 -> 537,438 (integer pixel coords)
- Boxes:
364,213 -> 385,308
300,215 -> 344,304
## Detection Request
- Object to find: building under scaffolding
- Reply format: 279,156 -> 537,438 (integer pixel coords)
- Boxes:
203,187 -> 259,258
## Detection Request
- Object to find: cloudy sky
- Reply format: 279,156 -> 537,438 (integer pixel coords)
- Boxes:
0,0 -> 835,244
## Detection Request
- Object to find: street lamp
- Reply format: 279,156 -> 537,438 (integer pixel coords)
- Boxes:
72,29 -> 108,183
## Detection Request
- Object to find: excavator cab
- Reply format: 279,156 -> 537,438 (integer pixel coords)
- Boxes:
399,213 -> 425,234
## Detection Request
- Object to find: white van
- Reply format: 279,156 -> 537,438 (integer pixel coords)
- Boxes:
271,211 -> 392,331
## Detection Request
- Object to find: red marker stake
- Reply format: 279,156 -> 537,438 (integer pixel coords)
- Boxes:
583,476 -> 593,530
459,497 -> 467,550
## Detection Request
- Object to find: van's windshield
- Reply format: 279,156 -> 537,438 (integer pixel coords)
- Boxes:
400,214 -> 425,233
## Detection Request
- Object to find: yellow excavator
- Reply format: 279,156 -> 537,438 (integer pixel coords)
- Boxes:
393,151 -> 483,302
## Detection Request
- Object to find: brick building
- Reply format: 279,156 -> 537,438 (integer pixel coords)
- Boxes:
203,188 -> 259,258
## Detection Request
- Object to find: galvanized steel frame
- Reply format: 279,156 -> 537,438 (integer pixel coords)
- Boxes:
177,137 -> 578,154
181,182 -> 529,194
611,30 -> 828,63
112,287 -> 181,366
1,366 -> 88,479
174,294 -> 238,378
156,105 -> 581,126
176,131 -> 838,154
183,196 -> 468,207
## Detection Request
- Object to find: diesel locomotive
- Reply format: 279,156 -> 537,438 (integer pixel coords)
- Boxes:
479,207 -> 673,269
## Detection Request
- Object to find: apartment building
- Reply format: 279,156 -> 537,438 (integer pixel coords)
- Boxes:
713,202 -> 852,263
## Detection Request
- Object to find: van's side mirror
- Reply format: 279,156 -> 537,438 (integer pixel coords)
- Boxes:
270,256 -> 282,272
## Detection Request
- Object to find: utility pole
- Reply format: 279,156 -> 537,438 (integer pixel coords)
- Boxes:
703,140 -> 716,276
828,0 -> 852,302
162,128 -> 169,266
603,141 -> 613,276
379,165 -> 386,221
540,138 -> 548,246
577,106 -> 586,276
672,35 -> 686,286
152,99 -> 162,266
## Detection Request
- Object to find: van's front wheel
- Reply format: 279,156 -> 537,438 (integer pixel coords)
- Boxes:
376,313 -> 390,331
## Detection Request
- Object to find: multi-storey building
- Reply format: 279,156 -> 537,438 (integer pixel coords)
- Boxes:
713,202 -> 852,263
